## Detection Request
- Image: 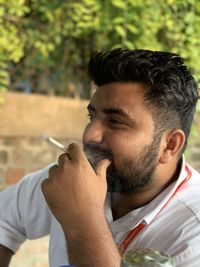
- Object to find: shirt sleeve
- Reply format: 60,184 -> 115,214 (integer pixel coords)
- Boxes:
0,165 -> 53,253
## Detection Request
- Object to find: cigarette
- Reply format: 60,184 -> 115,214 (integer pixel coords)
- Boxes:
44,136 -> 66,152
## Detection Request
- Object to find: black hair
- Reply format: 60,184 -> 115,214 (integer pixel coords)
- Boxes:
88,48 -> 199,153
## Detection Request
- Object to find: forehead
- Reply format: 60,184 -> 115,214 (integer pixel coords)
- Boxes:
90,82 -> 150,114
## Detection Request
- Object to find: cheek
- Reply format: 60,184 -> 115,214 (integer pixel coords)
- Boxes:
108,130 -> 151,165
108,133 -> 137,161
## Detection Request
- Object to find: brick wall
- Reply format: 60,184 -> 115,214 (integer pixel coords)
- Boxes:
0,92 -> 200,190
0,136 -> 82,189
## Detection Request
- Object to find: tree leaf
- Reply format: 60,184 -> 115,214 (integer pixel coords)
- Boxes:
115,25 -> 126,38
111,0 -> 126,9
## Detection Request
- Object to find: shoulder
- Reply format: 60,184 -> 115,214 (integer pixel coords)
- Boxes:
175,163 -> 200,221
19,163 -> 55,187
0,163 -> 55,207
179,163 -> 200,196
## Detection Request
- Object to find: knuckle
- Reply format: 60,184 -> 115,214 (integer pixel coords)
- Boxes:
68,143 -> 77,151
58,153 -> 66,161
58,153 -> 70,165
49,165 -> 58,176
41,179 -> 48,192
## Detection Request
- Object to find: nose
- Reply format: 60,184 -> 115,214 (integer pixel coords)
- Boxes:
83,119 -> 104,144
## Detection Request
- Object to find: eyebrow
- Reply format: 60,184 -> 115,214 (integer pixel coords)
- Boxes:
87,104 -> 131,119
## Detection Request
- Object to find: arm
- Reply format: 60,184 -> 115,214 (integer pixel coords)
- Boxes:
0,165 -> 52,256
0,245 -> 13,267
63,213 -> 120,267
65,210 -> 121,267
42,143 -> 121,267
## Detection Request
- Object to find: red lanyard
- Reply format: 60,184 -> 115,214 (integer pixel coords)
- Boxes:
118,165 -> 191,255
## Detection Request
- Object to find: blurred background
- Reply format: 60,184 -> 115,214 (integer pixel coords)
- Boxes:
0,0 -> 200,266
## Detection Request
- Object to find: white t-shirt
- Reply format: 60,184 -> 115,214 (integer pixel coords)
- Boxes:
0,157 -> 200,267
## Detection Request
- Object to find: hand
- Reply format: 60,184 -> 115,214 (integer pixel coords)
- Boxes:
41,143 -> 110,228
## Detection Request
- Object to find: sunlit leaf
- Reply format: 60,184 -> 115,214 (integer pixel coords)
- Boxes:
111,0 -> 126,9
115,25 -> 126,38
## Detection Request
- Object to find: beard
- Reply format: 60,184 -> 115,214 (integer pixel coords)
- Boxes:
83,132 -> 161,194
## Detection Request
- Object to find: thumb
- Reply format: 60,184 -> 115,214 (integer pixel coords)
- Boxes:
95,159 -> 111,178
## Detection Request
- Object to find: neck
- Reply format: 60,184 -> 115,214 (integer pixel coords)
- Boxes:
111,161 -> 181,220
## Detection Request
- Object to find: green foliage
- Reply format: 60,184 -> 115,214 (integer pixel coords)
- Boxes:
0,0 -> 200,99
0,0 -> 29,102
0,61 -> 8,104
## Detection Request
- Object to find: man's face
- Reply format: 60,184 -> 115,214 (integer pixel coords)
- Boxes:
83,82 -> 161,193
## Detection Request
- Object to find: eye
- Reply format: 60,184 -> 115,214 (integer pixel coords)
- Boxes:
108,118 -> 126,127
109,118 -> 120,124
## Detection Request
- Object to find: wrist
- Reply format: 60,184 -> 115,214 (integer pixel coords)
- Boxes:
61,208 -> 106,237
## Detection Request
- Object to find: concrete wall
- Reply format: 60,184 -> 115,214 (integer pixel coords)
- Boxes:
0,92 -> 200,189
0,91 -> 88,137
0,92 -> 89,189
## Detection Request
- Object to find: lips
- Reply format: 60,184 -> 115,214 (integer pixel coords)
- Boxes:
83,143 -> 113,170
85,150 -> 110,169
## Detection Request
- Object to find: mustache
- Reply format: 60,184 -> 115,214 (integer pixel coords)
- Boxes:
84,143 -> 122,192
83,143 -> 113,161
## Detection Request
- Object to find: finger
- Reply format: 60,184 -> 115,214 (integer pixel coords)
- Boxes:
95,159 -> 111,178
58,153 -> 71,167
48,164 -> 60,180
67,143 -> 86,161
49,164 -> 58,174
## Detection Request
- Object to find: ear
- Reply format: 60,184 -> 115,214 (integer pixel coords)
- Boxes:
159,129 -> 185,164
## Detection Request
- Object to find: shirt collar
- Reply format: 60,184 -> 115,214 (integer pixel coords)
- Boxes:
106,156 -> 190,232
143,156 -> 188,225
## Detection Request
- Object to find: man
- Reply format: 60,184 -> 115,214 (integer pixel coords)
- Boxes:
0,49 -> 199,267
